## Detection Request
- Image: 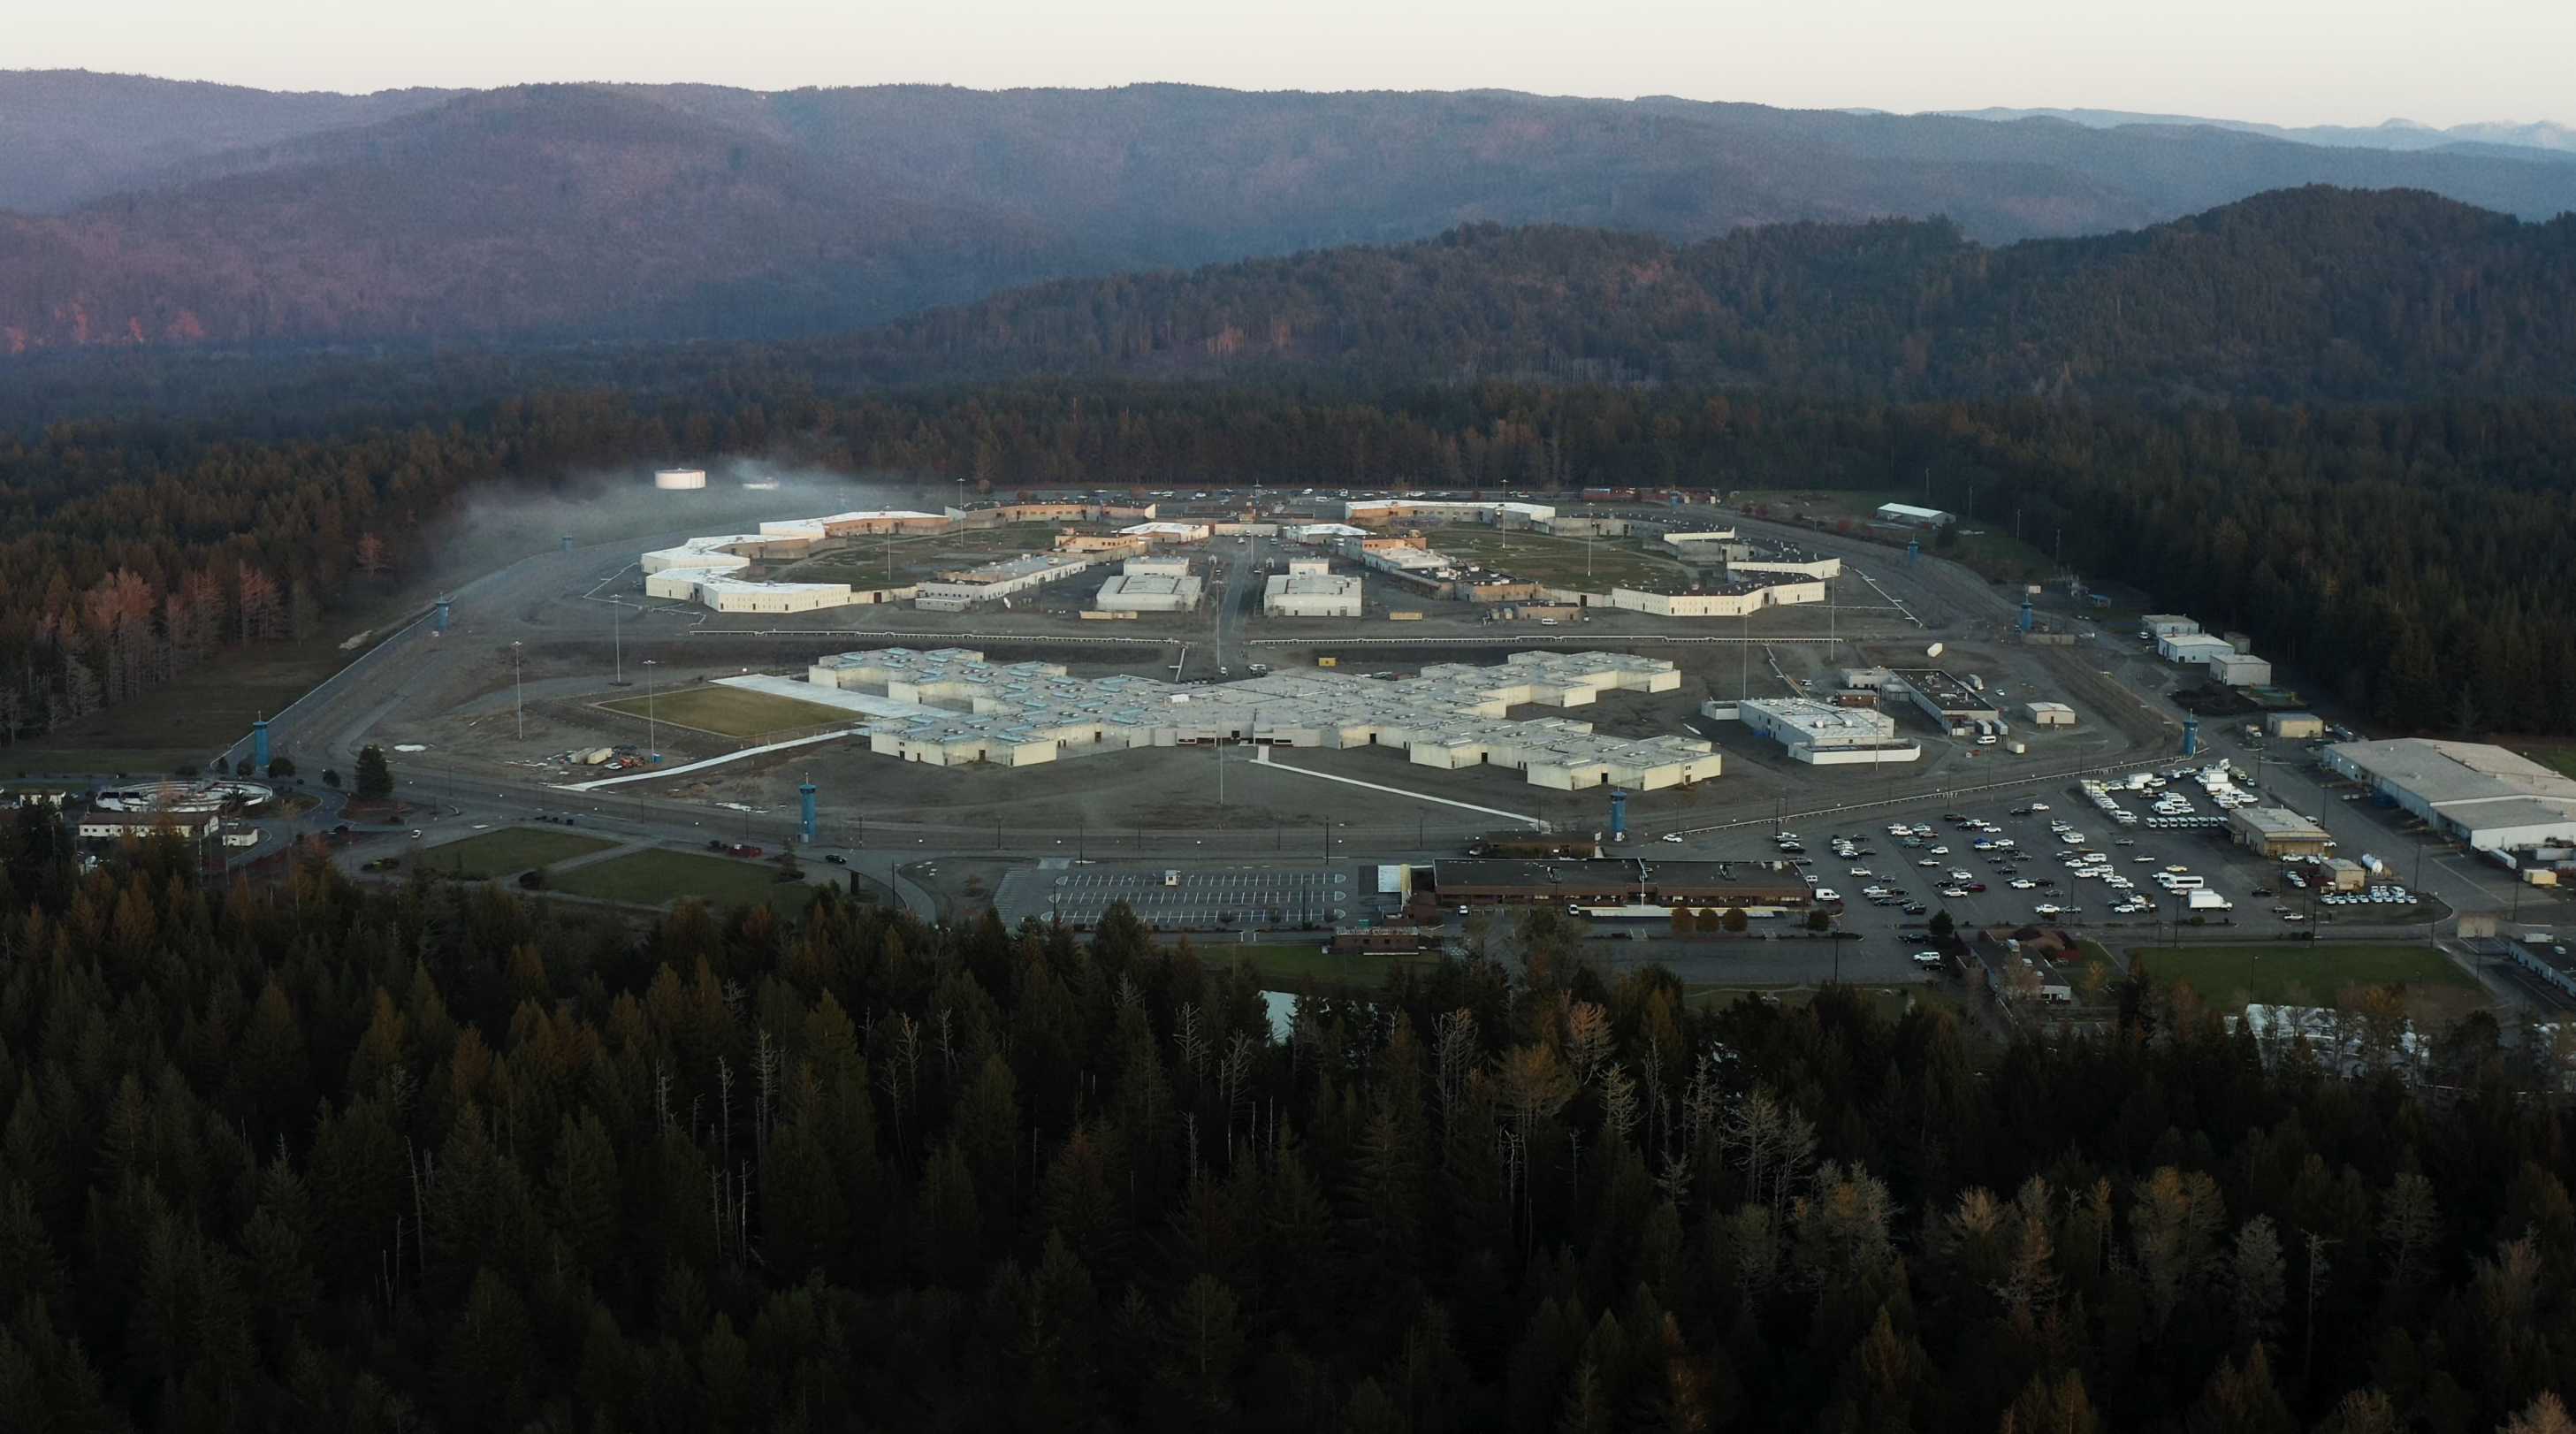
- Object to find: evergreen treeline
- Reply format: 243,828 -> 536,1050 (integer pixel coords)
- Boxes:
791,188 -> 2576,404
5,813 -> 2576,1431
8,380 -> 2576,739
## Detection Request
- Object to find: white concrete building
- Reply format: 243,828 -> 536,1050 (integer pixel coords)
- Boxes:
804,646 -> 1713,788
2141,614 -> 2201,638
1287,522 -> 1370,544
2323,739 -> 2576,850
1875,502 -> 1951,527
1343,498 -> 1557,526
1726,698 -> 1921,765
2209,652 -> 2273,686
1727,555 -> 1843,581
1601,577 -> 1826,617
1265,568 -> 1364,617
2160,632 -> 2239,665
1094,558 -> 1204,613
1658,530 -> 1739,551
653,468 -> 707,490
2023,701 -> 2078,727
914,552 -> 1096,611
1120,522 -> 1213,543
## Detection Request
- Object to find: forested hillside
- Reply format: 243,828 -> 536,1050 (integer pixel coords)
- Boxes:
818,189 -> 2576,403
12,74 -> 2576,348
3,818 -> 2573,1430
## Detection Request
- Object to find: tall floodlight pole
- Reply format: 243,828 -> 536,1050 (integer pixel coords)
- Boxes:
614,608 -> 623,685
644,660 -> 660,761
513,641 -> 524,740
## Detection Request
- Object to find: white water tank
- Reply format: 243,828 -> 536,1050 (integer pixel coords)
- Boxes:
654,468 -> 707,491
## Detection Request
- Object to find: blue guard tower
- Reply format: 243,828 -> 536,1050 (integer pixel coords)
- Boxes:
2183,714 -> 2201,757
1608,788 -> 1628,843
251,716 -> 271,770
799,777 -> 818,845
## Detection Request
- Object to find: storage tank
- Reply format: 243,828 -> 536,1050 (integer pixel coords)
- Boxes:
654,468 -> 707,491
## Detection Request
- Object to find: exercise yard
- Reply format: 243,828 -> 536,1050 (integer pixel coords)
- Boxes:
415,827 -> 617,879
780,522 -> 1068,588
549,846 -> 822,915
595,684 -> 860,738
1434,530 -> 1689,590
2127,942 -> 2476,1007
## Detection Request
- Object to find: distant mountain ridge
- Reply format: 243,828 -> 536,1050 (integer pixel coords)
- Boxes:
1940,106 -> 2576,159
5,73 -> 2576,348
803,187 -> 2576,404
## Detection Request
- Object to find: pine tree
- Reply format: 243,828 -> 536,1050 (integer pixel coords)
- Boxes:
354,744 -> 393,800
545,1110 -> 622,1281
440,1269 -> 536,1430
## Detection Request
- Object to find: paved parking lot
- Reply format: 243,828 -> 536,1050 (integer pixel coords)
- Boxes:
995,864 -> 1352,929
1645,758 -> 2424,956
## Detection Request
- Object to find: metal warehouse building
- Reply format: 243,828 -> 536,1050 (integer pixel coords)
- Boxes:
2323,739 -> 2576,850
2228,806 -> 2336,858
1724,698 -> 1921,765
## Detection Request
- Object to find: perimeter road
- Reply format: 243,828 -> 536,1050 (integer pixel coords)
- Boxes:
562,727 -> 866,791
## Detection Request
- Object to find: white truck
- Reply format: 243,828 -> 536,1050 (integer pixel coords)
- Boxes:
2186,888 -> 2233,912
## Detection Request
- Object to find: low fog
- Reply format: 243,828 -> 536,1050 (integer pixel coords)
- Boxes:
413,460 -> 976,591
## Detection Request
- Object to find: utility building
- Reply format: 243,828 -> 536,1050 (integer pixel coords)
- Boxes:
1725,698 -> 1921,765
2228,806 -> 2336,858
1264,562 -> 1364,617
1093,558 -> 1204,613
1874,502 -> 1953,527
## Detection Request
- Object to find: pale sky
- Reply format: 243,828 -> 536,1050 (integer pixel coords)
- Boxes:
15,0 -> 2572,131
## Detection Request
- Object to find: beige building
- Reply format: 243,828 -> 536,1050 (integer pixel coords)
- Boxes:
2229,806 -> 2336,858
1264,561 -> 1364,617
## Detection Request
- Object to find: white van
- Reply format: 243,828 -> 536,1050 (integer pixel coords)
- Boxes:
2161,874 -> 2206,891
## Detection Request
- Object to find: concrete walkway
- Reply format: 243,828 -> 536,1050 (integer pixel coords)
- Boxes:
1250,747 -> 1546,828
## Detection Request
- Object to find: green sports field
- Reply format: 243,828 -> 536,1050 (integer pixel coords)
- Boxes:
416,827 -> 617,879
2127,942 -> 2474,1006
1434,530 -> 1688,591
595,684 -> 857,738
549,847 -> 821,915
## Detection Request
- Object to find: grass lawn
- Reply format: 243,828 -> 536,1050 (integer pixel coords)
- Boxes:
2127,942 -> 2475,1006
2521,745 -> 2576,780
551,847 -> 820,915
782,522 -> 1067,587
595,684 -> 859,738
418,828 -> 618,879
1211,942 -> 1433,990
1435,530 -> 1689,591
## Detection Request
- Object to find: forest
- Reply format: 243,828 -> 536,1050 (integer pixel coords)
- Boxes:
4,809 -> 2576,1431
5,378 -> 2576,741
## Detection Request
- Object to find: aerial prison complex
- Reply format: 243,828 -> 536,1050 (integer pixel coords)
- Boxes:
641,498 -> 1838,619
778,647 -> 1723,789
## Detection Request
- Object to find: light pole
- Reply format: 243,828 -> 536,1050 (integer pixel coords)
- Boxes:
512,641 -> 524,740
613,607 -> 624,686
644,660 -> 660,761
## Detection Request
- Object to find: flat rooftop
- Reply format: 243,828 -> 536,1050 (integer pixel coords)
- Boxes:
807,646 -> 1714,789
2230,806 -> 2332,841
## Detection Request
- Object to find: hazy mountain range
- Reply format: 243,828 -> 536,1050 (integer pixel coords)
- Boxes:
1939,107 -> 2576,161
4,71 -> 2576,349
